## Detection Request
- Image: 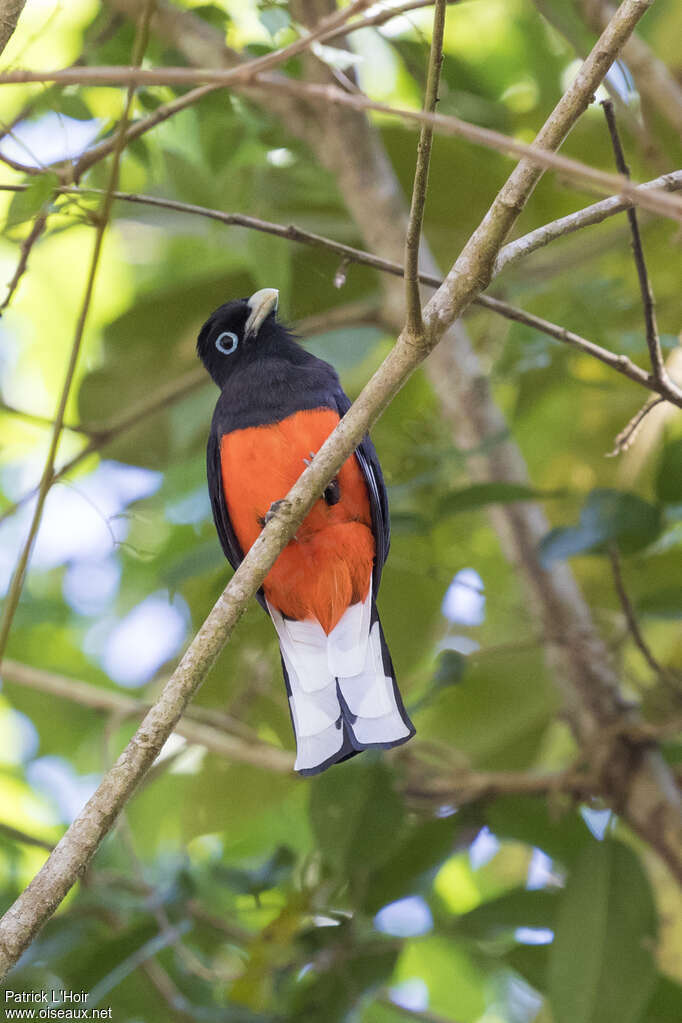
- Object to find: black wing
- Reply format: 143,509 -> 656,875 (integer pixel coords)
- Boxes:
332,389 -> 391,589
207,429 -> 268,610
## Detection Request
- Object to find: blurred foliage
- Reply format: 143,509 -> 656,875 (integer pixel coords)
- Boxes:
0,0 -> 681,1020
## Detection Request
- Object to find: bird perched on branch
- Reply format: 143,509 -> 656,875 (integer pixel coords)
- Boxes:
197,287 -> 415,775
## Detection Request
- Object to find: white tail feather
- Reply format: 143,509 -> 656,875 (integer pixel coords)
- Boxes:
267,604 -> 334,693
326,587 -> 372,677
292,718 -> 345,773
337,620 -> 410,747
268,601 -> 344,772
269,590 -> 411,773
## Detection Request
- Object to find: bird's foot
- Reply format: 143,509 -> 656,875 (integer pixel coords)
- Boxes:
263,499 -> 286,525
302,450 -> 316,467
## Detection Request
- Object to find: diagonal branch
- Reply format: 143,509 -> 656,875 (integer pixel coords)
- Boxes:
493,169 -> 682,274
0,210 -> 47,312
601,99 -> 665,381
606,394 -> 664,456
404,0 -> 446,336
0,4 -> 156,664
1,0 -> 678,979
0,0 -> 26,57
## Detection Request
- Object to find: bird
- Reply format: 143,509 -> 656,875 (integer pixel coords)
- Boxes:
197,287 -> 415,775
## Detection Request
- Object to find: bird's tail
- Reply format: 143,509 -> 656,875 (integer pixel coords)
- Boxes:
267,587 -> 415,776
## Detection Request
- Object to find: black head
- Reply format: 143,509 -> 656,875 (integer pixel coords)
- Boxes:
196,288 -> 283,387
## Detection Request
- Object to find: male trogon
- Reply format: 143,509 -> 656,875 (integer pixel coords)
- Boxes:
197,288 -> 415,775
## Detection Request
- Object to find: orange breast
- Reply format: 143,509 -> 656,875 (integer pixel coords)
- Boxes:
220,408 -> 375,633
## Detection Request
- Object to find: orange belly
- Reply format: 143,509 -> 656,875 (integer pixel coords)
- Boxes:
220,408 -> 374,633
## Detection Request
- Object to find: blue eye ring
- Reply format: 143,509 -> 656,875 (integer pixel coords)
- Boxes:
215,331 -> 239,355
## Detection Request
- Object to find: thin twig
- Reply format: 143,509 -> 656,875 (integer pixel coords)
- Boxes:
140,960 -> 195,1023
405,764 -> 601,804
0,822 -> 54,853
0,210 -> 47,312
494,169 -> 682,274
0,400 -> 90,435
404,0 -> 445,335
0,367 -> 206,526
0,4 -> 155,664
601,100 -> 665,381
606,395 -> 664,456
326,0 -> 462,41
608,546 -> 680,687
1,657 -> 293,772
1,68 -> 681,222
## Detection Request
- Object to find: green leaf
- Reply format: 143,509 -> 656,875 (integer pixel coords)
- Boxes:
486,796 -> 590,867
259,7 -> 291,38
638,586 -> 682,619
440,482 -> 561,516
213,844 -> 295,895
656,438 -> 682,504
643,977 -> 682,1023
548,839 -> 657,1023
363,812 -> 471,914
410,650 -> 467,713
454,887 -> 558,939
309,758 -> 405,882
291,939 -> 398,1023
540,489 -> 662,564
305,326 -> 385,375
6,173 -> 59,227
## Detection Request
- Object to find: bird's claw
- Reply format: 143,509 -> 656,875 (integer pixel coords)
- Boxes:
302,450 -> 316,467
263,499 -> 286,525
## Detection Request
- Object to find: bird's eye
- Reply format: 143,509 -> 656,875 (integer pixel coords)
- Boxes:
215,331 -> 239,355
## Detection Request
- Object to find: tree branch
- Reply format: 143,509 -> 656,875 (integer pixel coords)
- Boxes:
0,0 -> 26,57
0,822 -> 53,853
2,64 -> 680,222
1,658 -> 294,773
606,395 -> 664,456
601,99 -> 665,383
493,169 -> 682,274
406,764 -> 601,805
0,210 -> 47,312
328,0 -> 462,39
404,0 -> 445,336
0,400 -> 90,436
607,547 -> 681,689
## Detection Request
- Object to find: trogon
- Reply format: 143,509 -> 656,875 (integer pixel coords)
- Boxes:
197,287 -> 415,775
